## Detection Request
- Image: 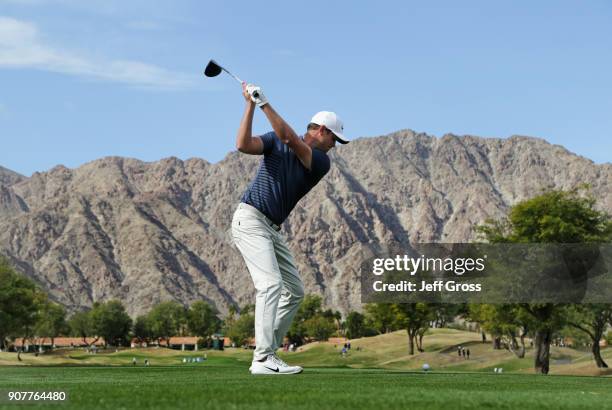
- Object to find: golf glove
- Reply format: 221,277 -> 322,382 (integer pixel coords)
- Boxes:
246,84 -> 268,107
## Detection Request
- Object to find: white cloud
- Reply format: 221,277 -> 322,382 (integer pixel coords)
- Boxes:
0,16 -> 196,89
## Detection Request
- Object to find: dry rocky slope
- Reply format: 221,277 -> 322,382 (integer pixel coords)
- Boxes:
0,131 -> 610,317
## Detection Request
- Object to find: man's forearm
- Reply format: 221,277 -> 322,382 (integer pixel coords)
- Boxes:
261,104 -> 299,144
236,101 -> 256,150
261,104 -> 312,169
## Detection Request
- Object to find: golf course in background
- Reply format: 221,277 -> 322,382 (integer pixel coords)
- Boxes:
1,329 -> 611,409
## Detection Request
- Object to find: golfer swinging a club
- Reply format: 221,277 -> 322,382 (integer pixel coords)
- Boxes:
232,82 -> 349,375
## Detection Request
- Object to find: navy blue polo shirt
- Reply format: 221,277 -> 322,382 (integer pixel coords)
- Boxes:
241,131 -> 331,225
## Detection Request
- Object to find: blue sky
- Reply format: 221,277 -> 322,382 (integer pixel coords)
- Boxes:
1,0 -> 610,176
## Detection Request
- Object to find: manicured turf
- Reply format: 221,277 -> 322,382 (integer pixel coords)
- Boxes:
1,329 -> 610,409
1,358 -> 612,410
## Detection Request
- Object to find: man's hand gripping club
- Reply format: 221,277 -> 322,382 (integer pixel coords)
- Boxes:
245,83 -> 269,108
240,83 -> 313,169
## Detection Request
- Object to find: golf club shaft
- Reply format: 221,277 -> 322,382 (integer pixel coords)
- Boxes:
222,67 -> 243,84
207,60 -> 259,98
223,68 -> 259,98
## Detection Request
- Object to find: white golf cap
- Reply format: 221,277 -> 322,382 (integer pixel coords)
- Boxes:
310,111 -> 349,144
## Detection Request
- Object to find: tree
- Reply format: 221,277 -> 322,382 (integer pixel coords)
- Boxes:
520,303 -> 567,374
287,295 -> 324,344
322,308 -> 342,332
364,303 -> 400,334
304,315 -> 336,341
463,304 -> 489,343
297,295 -> 323,319
148,301 -> 186,346
35,299 -> 67,349
90,300 -> 132,347
227,313 -> 255,347
69,310 -> 96,346
0,257 -> 40,351
557,324 -> 590,348
133,315 -> 153,343
468,304 -> 504,349
187,301 -> 221,340
477,187 -> 612,374
605,331 -> 612,347
395,303 -> 433,355
468,304 -> 529,357
284,295 -> 343,343
345,311 -> 367,339
565,304 -> 612,368
222,304 -> 238,337
431,304 -> 466,328
240,304 -> 255,315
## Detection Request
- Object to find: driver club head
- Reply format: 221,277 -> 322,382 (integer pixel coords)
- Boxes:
203,59 -> 257,97
204,60 -> 223,77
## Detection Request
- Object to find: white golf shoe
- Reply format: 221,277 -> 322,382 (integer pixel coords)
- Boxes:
250,354 -> 303,375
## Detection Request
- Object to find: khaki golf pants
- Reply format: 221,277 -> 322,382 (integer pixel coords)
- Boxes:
231,202 -> 304,360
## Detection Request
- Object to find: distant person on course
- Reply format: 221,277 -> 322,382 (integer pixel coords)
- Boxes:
232,82 -> 349,375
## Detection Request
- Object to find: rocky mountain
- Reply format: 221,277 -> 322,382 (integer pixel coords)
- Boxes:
0,165 -> 26,187
0,166 -> 28,219
0,130 -> 610,317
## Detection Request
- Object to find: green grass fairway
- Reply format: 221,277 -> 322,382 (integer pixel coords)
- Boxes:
3,329 -> 611,377
1,360 -> 612,410
1,329 -> 611,409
